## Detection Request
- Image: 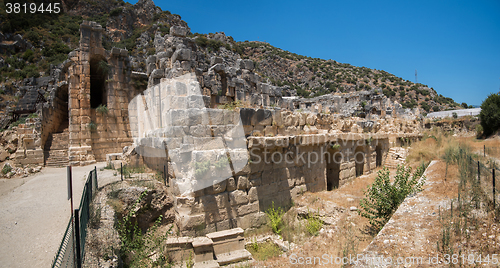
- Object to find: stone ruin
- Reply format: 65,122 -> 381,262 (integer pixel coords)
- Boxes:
7,21 -> 423,234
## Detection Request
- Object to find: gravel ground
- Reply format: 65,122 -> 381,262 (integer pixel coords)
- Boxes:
0,163 -> 120,268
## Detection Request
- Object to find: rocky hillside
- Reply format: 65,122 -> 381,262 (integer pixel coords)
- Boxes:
235,41 -> 463,112
0,0 -> 462,125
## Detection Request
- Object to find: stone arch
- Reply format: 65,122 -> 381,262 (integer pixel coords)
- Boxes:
89,55 -> 108,108
355,146 -> 365,177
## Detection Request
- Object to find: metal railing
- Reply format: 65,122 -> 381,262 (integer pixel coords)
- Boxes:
51,167 -> 98,268
51,218 -> 75,268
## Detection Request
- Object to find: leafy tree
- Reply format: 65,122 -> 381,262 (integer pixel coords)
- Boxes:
479,93 -> 500,136
461,102 -> 468,109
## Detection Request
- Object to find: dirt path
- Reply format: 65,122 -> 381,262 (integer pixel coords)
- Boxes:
0,163 -> 120,268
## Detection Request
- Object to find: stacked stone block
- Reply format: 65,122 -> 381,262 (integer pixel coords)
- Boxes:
13,119 -> 44,166
64,21 -> 139,165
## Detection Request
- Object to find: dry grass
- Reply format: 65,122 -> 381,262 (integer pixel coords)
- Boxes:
251,170 -> 384,267
406,129 -> 461,165
457,135 -> 500,159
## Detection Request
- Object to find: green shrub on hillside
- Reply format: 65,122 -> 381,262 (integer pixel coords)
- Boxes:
421,102 -> 431,112
110,7 -> 122,16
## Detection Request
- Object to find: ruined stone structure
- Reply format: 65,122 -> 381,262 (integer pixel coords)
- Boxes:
32,21 -> 424,235
168,121 -> 420,236
126,71 -> 422,236
292,89 -> 421,119
39,21 -> 145,166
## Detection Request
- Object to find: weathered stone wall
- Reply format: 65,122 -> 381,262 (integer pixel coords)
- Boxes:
64,21 -> 140,165
237,108 -> 422,137
13,118 -> 44,166
88,50 -> 137,161
41,83 -> 68,149
171,133 -> 400,236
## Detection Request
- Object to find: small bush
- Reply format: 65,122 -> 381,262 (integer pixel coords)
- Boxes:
117,190 -> 172,267
214,156 -> 229,170
194,160 -> 210,177
421,102 -> 431,112
218,100 -> 242,110
2,164 -> 12,175
87,121 -> 97,132
110,8 -> 122,16
9,117 -> 26,128
452,112 -> 458,119
22,49 -> 34,62
358,165 -> 426,232
475,124 -> 483,136
98,60 -> 110,75
306,216 -> 323,236
96,104 -> 109,115
266,201 -> 284,235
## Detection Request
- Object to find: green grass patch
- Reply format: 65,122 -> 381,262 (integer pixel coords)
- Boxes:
246,241 -> 282,261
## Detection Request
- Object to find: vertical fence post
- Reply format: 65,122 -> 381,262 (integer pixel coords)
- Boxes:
484,145 -> 486,157
469,156 -> 472,175
493,169 -> 496,210
121,162 -> 123,181
478,161 -> 480,183
94,166 -> 98,189
166,163 -> 169,186
74,209 -> 82,268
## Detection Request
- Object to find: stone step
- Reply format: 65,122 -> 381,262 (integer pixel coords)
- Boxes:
44,147 -> 68,167
46,157 -> 68,161
214,250 -> 252,266
45,161 -> 69,167
44,150 -> 68,156
193,260 -> 220,268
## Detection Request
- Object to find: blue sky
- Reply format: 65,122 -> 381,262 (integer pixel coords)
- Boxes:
128,0 -> 500,106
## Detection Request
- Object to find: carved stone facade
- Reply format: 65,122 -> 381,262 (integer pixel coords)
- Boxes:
63,21 -> 141,165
